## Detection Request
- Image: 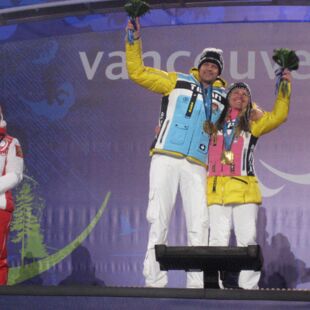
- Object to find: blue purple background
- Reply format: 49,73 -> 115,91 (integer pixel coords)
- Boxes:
0,3 -> 310,288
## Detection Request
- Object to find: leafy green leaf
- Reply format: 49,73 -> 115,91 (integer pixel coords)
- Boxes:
124,0 -> 150,19
272,48 -> 299,71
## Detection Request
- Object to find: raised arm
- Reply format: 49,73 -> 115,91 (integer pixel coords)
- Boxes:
126,18 -> 177,96
251,69 -> 292,137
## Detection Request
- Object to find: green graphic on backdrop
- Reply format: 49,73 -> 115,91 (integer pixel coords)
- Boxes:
8,191 -> 111,285
11,179 -> 48,266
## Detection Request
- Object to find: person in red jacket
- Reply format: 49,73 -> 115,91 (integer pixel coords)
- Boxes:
0,108 -> 24,285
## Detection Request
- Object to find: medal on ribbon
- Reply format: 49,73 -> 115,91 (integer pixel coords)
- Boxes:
202,85 -> 215,135
221,119 -> 239,165
221,150 -> 234,165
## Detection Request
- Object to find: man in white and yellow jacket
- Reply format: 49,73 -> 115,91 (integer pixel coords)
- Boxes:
207,70 -> 292,289
126,18 -> 226,288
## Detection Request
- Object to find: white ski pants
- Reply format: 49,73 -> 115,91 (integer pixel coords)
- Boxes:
143,154 -> 209,288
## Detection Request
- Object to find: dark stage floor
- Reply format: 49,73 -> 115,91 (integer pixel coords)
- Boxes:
0,286 -> 310,309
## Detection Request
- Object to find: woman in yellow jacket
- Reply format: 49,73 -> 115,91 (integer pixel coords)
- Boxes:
207,69 -> 292,289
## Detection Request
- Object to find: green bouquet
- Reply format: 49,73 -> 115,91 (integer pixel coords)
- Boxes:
125,0 -> 150,44
272,48 -> 299,96
272,48 -> 299,70
124,0 -> 150,19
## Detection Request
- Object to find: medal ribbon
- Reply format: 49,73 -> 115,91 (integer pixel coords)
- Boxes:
223,118 -> 239,151
202,84 -> 213,121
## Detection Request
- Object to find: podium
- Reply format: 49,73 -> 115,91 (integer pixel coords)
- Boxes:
155,245 -> 263,288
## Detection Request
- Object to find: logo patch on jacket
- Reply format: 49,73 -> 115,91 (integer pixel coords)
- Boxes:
199,144 -> 206,151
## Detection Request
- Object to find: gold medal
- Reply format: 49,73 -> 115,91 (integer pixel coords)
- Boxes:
221,150 -> 234,165
203,120 -> 216,135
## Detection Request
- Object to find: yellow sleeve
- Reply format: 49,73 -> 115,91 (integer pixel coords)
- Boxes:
251,81 -> 291,137
126,39 -> 177,96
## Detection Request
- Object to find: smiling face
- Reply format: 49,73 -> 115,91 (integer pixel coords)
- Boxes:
198,62 -> 219,87
228,88 -> 250,111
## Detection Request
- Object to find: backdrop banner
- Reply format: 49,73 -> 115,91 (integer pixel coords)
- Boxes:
1,19 -> 309,289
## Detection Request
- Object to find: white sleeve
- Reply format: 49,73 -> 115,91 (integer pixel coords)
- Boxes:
0,138 -> 24,194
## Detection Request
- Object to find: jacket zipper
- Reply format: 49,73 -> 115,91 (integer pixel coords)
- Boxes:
242,147 -> 247,171
231,176 -> 248,184
212,176 -> 217,192
159,120 -> 170,144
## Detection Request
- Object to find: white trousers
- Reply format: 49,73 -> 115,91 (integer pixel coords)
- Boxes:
209,203 -> 261,289
143,155 -> 208,288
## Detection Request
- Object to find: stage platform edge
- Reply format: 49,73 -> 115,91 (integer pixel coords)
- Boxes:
0,286 -> 309,302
